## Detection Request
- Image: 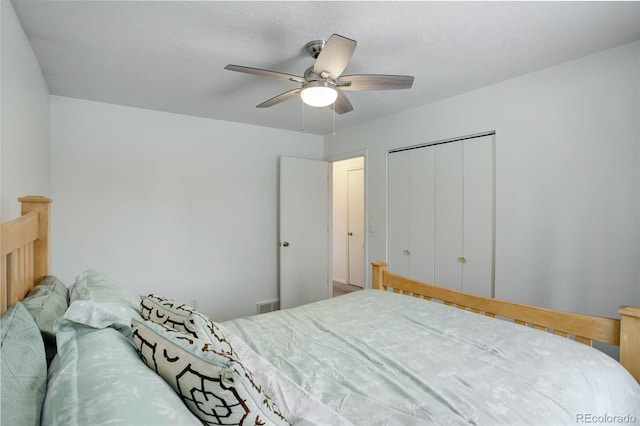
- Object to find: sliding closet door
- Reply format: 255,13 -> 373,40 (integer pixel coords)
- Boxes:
434,141 -> 464,290
462,137 -> 494,296
388,134 -> 495,297
410,147 -> 435,283
434,136 -> 494,295
388,150 -> 411,276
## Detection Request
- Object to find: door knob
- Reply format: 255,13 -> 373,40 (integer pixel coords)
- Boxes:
348,232 -> 353,236
282,241 -> 290,247
403,249 -> 410,255
458,256 -> 466,264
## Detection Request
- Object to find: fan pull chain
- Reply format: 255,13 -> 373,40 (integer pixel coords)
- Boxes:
301,99 -> 305,133
332,102 -> 336,138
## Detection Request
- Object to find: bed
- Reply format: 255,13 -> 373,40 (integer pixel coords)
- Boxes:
1,195 -> 639,425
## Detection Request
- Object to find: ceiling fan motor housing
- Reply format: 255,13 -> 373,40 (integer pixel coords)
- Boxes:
304,66 -> 325,83
305,40 -> 326,59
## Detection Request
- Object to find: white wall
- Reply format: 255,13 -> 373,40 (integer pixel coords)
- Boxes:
51,96 -> 323,320
0,0 -> 50,221
325,40 -> 640,320
332,156 -> 364,284
4,2 -> 638,327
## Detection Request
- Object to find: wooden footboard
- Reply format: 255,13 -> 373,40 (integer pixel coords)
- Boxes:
372,261 -> 640,383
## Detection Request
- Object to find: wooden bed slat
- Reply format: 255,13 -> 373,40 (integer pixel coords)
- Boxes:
553,330 -> 568,338
575,336 -> 592,346
7,248 -> 24,305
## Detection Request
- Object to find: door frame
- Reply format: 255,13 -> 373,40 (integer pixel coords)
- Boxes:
347,166 -> 365,287
326,149 -> 369,289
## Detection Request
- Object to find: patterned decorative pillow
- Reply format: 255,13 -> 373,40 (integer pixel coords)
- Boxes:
22,276 -> 69,365
141,294 -> 235,358
130,318 -> 288,426
1,302 -> 47,426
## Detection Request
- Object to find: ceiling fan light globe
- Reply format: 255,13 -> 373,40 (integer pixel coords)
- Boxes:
300,83 -> 338,107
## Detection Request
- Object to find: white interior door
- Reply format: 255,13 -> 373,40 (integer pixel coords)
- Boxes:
347,168 -> 364,287
279,156 -> 329,309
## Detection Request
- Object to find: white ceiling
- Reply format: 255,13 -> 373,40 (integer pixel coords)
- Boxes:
11,1 -> 640,135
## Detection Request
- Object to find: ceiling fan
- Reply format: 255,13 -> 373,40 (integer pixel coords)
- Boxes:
225,34 -> 414,114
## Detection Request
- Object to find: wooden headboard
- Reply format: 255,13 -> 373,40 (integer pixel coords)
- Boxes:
0,196 -> 52,313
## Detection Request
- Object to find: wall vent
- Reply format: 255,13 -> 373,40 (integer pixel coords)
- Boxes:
256,300 -> 280,315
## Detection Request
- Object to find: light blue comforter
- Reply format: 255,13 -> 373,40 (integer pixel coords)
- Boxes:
223,290 -> 640,425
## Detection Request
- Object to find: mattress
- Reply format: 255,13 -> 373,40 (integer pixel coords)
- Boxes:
222,290 -> 640,425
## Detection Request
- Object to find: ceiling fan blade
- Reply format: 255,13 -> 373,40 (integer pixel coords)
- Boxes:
337,74 -> 414,91
257,88 -> 302,108
313,34 -> 356,80
332,90 -> 353,115
225,65 -> 305,83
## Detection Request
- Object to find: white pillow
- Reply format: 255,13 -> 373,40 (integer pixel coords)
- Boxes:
71,269 -> 140,314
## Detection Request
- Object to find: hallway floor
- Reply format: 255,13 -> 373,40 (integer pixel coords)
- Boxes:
332,281 -> 363,297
